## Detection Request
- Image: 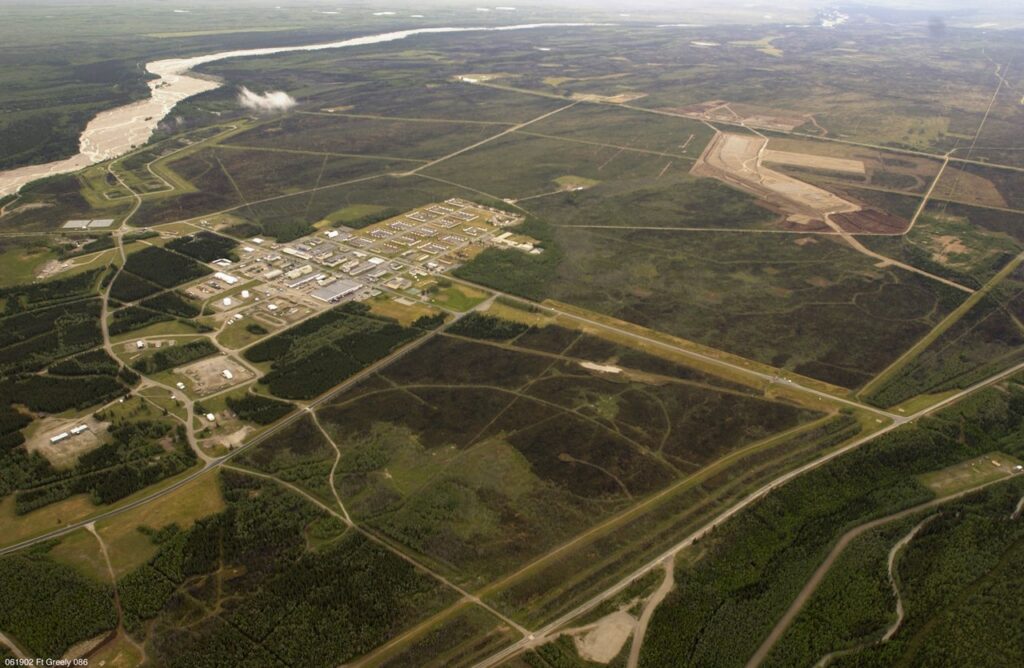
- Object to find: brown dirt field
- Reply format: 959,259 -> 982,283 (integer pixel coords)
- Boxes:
569,610 -> 637,663
766,138 -> 943,192
26,416 -> 109,469
831,208 -> 910,234
932,167 -> 1009,208
571,92 -> 647,104
675,100 -> 727,115
692,132 -> 859,219
729,103 -> 809,131
931,235 -> 970,263
178,355 -> 254,396
762,149 -> 866,175
781,214 -> 830,232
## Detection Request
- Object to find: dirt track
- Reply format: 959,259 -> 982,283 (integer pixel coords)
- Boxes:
745,475 -> 1021,667
627,557 -> 675,668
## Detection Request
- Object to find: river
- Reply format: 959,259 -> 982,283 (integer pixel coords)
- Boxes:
0,23 -> 601,199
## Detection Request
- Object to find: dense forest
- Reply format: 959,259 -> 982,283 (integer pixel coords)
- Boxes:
13,420 -> 195,514
0,543 -> 117,657
245,303 -> 421,399
640,381 -> 1024,666
123,246 -> 210,288
165,231 -> 237,262
226,393 -> 295,425
448,312 -> 529,340
113,471 -> 454,666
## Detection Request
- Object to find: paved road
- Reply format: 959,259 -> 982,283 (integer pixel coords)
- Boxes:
473,358 -> 1024,667
448,275 -> 901,421
746,474 -> 1016,667
0,308 -> 470,558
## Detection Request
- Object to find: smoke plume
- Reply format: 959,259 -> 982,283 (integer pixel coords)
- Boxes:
237,87 -> 297,113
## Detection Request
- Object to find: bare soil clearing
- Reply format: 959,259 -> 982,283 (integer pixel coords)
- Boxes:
763,150 -> 866,175
693,132 -> 860,219
570,610 -> 637,663
830,209 -> 909,234
25,416 -> 109,469
178,355 -> 253,396
670,100 -> 810,132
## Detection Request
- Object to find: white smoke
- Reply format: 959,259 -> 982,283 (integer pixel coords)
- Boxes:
237,87 -> 297,113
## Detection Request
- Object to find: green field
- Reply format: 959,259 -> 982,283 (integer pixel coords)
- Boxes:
640,382 -> 1024,667
308,331 -> 823,589
2,9 -> 1024,666
457,221 -> 965,388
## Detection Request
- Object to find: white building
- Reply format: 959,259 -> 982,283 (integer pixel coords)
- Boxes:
214,271 -> 239,286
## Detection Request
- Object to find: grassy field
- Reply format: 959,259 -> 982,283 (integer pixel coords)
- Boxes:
369,295 -> 445,325
0,238 -> 57,286
44,527 -> 109,583
917,452 -> 1023,497
522,104 -> 714,159
2,12 -> 1024,666
424,132 -> 692,202
458,221 -> 965,389
95,470 -> 225,577
0,458 -> 207,550
864,262 -> 1024,407
225,113 -> 500,161
429,284 -> 489,312
310,332 -> 822,589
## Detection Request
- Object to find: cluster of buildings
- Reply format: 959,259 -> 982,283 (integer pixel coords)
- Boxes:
62,218 -> 115,229
49,424 -> 90,444
205,200 -> 529,318
181,200 -> 537,339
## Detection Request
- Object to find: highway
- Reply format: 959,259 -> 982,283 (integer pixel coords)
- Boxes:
0,305 -> 472,558
447,275 -> 903,422
472,358 -> 1024,667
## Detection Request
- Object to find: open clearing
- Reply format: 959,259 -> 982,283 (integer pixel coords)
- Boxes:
178,354 -> 254,396
569,609 -> 636,663
762,149 -> 866,175
918,452 -> 1023,497
692,132 -> 859,223
25,416 -> 108,469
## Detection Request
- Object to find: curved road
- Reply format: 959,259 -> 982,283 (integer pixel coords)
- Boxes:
0,299 -> 475,559
627,557 -> 675,668
746,476 -> 1019,668
473,358 -> 1024,668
